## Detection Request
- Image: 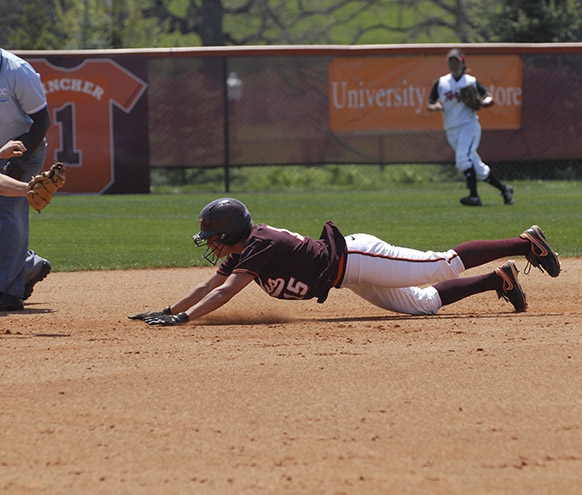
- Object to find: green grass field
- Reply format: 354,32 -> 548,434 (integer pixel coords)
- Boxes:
29,180 -> 580,272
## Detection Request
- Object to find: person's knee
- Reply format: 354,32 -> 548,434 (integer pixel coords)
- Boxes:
456,159 -> 472,173
458,160 -> 489,181
474,164 -> 490,181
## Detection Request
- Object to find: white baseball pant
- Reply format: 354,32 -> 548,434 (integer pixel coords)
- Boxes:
340,234 -> 466,315
446,119 -> 490,179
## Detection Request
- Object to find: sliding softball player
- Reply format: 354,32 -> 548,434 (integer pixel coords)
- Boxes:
130,198 -> 560,325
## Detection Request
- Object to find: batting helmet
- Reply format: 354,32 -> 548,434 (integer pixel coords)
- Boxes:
192,198 -> 253,264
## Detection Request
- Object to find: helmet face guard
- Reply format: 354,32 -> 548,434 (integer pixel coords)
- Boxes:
192,234 -> 225,266
192,198 -> 252,265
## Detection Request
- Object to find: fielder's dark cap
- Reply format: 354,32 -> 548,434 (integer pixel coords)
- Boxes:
447,48 -> 465,62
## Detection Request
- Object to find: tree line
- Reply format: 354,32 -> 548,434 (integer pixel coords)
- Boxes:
0,0 -> 580,50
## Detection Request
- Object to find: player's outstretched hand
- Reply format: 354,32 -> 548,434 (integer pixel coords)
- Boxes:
144,313 -> 189,326
128,306 -> 172,320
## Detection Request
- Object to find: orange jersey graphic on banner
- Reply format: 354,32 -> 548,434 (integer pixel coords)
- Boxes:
30,59 -> 147,193
329,56 -> 522,132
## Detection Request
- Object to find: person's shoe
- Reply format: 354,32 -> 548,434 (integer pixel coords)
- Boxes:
502,185 -> 514,205
520,225 -> 560,277
24,260 -> 52,301
0,293 -> 24,311
460,195 -> 482,206
495,261 -> 527,312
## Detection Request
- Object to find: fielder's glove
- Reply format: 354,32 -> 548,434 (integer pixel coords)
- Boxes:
27,162 -> 66,212
144,312 -> 189,326
460,85 -> 482,111
128,306 -> 172,320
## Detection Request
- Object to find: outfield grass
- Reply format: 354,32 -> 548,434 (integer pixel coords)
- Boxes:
30,180 -> 580,272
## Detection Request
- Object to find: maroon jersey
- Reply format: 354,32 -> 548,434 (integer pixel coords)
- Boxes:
218,221 -> 347,303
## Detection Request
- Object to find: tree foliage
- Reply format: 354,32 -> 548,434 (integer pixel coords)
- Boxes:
0,0 -> 580,49
478,0 -> 582,42
143,0 -> 472,45
56,0 -> 171,49
0,0 -> 65,49
0,0 -> 170,50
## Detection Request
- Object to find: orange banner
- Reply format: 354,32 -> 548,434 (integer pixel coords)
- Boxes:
329,55 -> 522,132
30,59 -> 147,194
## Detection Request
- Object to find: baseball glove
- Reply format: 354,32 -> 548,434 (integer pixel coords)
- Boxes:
460,85 -> 482,111
27,162 -> 66,212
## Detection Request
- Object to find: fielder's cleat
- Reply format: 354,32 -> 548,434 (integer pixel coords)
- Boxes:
520,225 -> 560,277
495,260 -> 527,312
24,260 -> 52,301
460,195 -> 482,206
502,185 -> 514,205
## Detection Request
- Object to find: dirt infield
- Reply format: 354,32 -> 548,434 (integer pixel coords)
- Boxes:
2,259 -> 581,495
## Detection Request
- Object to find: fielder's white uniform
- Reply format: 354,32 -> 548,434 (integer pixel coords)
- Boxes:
341,234 -> 465,315
432,73 -> 490,180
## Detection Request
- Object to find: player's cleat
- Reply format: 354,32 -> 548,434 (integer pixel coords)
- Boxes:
0,293 -> 24,311
520,225 -> 561,277
24,260 -> 52,301
495,260 -> 527,312
502,185 -> 514,205
460,195 -> 482,206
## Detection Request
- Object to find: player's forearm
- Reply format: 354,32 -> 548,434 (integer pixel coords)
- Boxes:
0,175 -> 28,197
170,284 -> 213,314
184,286 -> 237,321
16,107 -> 51,160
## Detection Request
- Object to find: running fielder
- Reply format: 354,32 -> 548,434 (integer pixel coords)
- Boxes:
427,48 -> 514,207
130,198 -> 560,326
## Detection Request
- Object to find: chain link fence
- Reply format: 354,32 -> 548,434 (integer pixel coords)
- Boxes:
149,45 -> 582,188
148,45 -> 582,187
13,44 -> 578,195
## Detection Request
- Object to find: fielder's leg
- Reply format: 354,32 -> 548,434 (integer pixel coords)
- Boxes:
485,172 -> 514,205
460,166 -> 481,206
